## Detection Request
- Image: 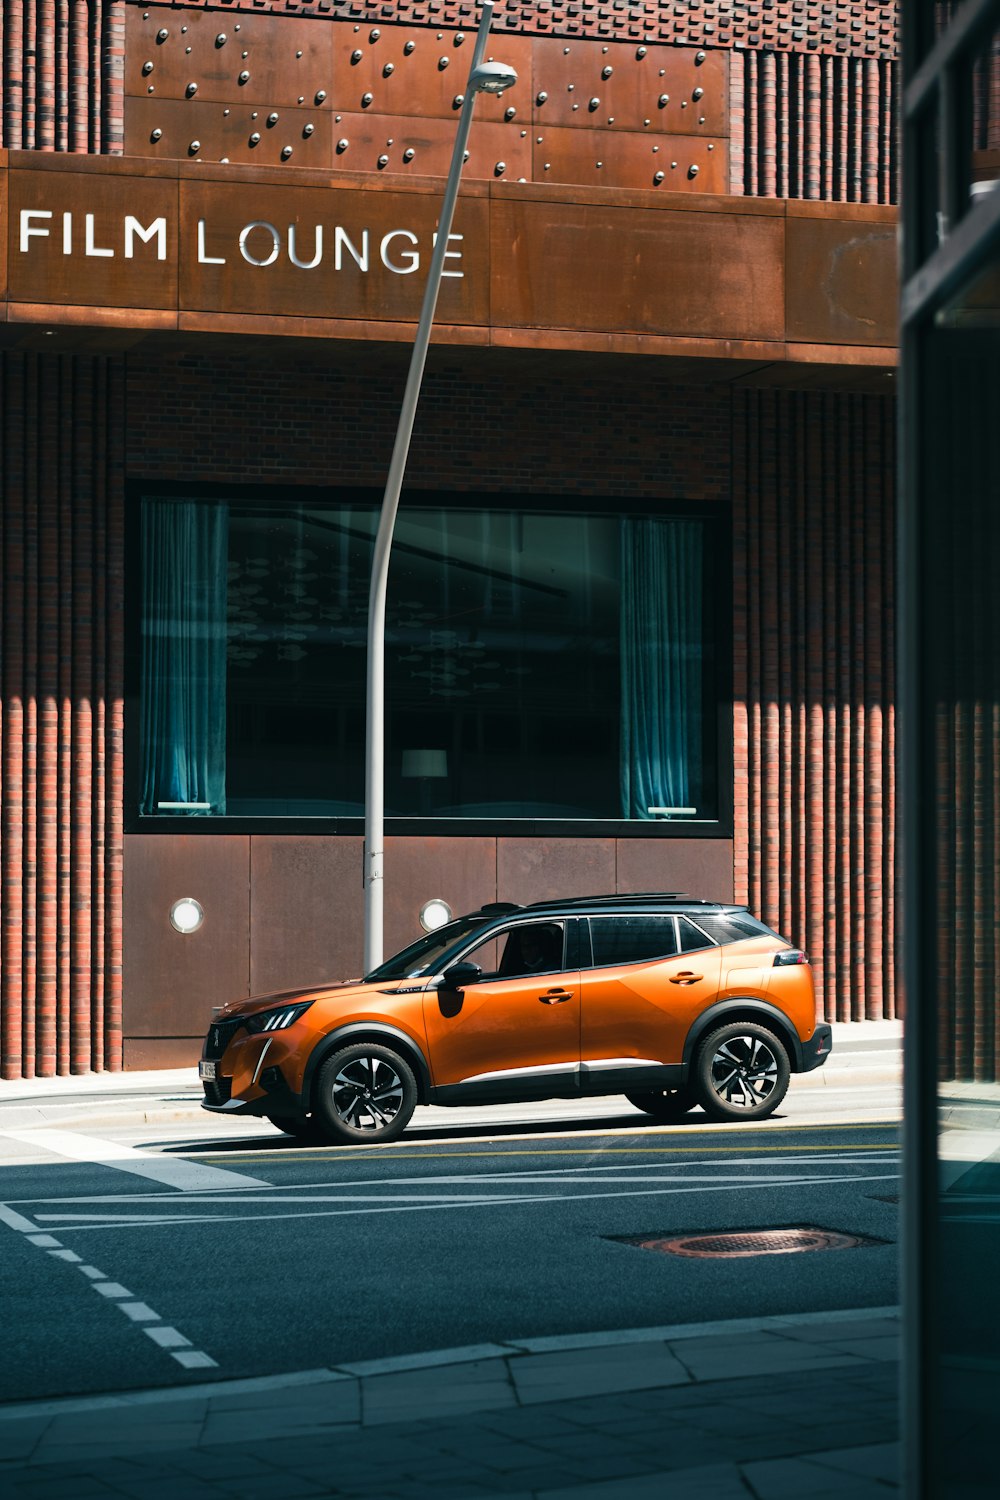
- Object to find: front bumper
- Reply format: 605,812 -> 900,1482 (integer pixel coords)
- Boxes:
799,1023 -> 833,1072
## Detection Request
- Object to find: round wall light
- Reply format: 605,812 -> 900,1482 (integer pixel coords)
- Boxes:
169,897 -> 204,934
419,898 -> 453,932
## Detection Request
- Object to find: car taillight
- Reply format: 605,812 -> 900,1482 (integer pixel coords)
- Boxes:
773,949 -> 809,967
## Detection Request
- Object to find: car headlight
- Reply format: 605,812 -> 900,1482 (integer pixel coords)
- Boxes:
243,1001 -> 314,1034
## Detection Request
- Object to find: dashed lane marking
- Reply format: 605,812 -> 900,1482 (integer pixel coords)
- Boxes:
0,1214 -> 219,1371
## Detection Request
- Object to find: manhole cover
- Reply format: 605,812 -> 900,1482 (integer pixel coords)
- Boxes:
617,1225 -> 880,1258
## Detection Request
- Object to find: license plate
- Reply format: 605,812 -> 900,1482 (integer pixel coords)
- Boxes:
198,1060 -> 217,1081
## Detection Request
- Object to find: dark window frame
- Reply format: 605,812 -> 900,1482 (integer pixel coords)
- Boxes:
124,480 -> 734,839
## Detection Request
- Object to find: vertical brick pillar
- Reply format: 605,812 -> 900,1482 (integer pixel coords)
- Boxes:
732,388 -> 897,1021
0,1 -> 124,153
0,353 -> 124,1078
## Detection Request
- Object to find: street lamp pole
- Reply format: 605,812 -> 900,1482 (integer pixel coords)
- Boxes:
363,1 -> 516,973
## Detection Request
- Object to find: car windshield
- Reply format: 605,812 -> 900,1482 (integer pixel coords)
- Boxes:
364,916 -> 492,981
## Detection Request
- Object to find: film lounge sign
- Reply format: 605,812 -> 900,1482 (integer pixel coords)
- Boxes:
4,168 -> 489,326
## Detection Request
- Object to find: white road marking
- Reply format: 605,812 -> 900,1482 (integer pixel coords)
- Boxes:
0,1127 -> 270,1192
0,1202 -> 39,1232
173,1350 -> 218,1370
27,1233 -> 61,1247
92,1282 -> 132,1298
144,1326 -> 191,1349
118,1303 -> 158,1322
22,1170 -> 902,1232
48,1248 -> 82,1262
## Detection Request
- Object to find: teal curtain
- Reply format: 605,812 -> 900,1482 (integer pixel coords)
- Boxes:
620,518 -> 703,819
140,500 -> 228,816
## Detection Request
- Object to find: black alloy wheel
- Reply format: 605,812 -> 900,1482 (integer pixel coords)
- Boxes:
314,1043 -> 417,1144
625,1086 -> 699,1122
693,1021 -> 790,1121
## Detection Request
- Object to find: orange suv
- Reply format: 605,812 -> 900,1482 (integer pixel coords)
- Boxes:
199,895 -> 831,1143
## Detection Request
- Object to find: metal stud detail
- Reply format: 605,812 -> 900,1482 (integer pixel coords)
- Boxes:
688,164 -> 699,178
693,87 -> 704,101
536,91 -> 547,104
636,46 -> 647,59
438,56 -> 449,70
249,132 -> 260,145
370,28 -> 380,42
696,51 -> 707,64
658,94 -> 668,107
403,148 -> 415,162
602,65 -> 613,79
494,161 -> 505,176
351,49 -> 362,63
239,71 -> 250,84
303,123 -> 314,137
452,95 -> 464,109
281,146 -> 293,160
505,106 -> 516,121
378,155 -> 389,168
156,28 -> 168,43
150,128 -> 162,142
188,141 -> 201,154
186,82 -> 198,97
362,93 -> 373,107
315,90 -> 326,103
215,33 -> 226,47
337,139 -> 349,152
383,63 -> 394,77
404,40 -> 415,55
142,61 -> 153,75
267,113 -> 279,126
654,171 -> 665,184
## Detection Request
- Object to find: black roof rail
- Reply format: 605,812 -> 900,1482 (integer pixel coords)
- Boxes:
525,892 -> 688,909
477,902 -> 524,915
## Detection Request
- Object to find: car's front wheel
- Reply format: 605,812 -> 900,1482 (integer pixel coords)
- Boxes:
625,1086 -> 698,1122
693,1022 -> 790,1121
314,1043 -> 417,1145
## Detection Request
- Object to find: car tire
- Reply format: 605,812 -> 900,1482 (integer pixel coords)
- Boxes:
625,1086 -> 698,1122
314,1043 -> 417,1145
267,1114 -> 329,1144
693,1021 -> 790,1121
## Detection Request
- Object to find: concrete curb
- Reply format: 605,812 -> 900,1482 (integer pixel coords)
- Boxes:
0,1305 -> 900,1435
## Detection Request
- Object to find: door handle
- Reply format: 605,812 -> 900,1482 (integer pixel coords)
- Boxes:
669,972 -> 703,985
539,989 -> 573,1004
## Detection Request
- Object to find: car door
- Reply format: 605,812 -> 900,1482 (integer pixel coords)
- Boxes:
422,919 -> 581,1100
579,913 -> 722,1092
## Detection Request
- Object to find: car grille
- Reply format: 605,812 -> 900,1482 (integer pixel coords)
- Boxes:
202,1077 -> 232,1106
203,1017 -> 242,1060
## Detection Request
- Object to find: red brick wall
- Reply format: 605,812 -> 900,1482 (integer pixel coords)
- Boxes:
0,353 -> 125,1079
0,1 -> 125,151
732,386 -> 897,1021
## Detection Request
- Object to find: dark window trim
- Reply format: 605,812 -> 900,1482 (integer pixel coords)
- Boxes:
124,480 -> 734,839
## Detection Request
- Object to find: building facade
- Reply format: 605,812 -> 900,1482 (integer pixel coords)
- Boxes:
1,1 -> 901,1077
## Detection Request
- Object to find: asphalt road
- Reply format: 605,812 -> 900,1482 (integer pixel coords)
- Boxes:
0,1113 -> 900,1406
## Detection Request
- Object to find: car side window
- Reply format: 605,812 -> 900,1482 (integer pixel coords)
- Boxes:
677,916 -> 716,953
588,915 -> 678,967
461,922 -> 567,979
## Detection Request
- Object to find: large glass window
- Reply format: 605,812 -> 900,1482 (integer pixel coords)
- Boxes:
137,490 -> 721,823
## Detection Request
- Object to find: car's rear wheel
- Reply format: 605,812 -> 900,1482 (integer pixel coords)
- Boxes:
693,1022 -> 790,1121
625,1086 -> 698,1122
314,1043 -> 417,1145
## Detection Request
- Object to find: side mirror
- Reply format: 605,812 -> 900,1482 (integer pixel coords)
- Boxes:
440,962 -> 483,991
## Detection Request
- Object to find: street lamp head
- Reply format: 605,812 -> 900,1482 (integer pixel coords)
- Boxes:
469,62 -> 518,95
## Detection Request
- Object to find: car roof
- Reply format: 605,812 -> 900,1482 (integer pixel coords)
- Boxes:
466,894 -> 753,922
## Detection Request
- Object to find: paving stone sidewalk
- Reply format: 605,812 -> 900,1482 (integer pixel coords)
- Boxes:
0,1309 -> 900,1499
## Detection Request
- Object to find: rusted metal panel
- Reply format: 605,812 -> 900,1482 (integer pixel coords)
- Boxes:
7,167 -> 179,311
616,838 -> 736,903
332,27 -> 534,127
491,195 -> 786,342
497,839 -> 617,906
178,177 -> 491,325
124,5 -> 334,110
250,836 -> 364,994
533,126 -> 728,193
330,112 -> 532,182
383,837 -> 498,963
125,96 -> 334,170
532,39 -> 727,137
122,835 -> 251,1038
785,212 -> 898,346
